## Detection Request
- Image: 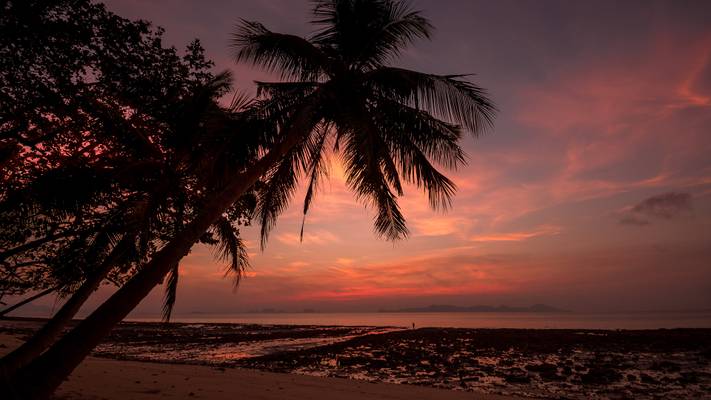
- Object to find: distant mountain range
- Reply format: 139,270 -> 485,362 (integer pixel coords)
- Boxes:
242,308 -> 318,314
379,304 -> 568,313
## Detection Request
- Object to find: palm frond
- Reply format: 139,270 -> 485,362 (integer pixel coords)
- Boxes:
339,118 -> 409,240
255,145 -> 305,249
244,86 -> 320,151
228,90 -> 255,112
393,137 -> 457,210
367,67 -> 497,134
161,262 -> 179,322
171,72 -> 235,156
212,217 -> 250,288
196,70 -> 234,100
311,0 -> 431,68
369,96 -> 465,209
229,0 -> 496,244
255,81 -> 320,100
377,98 -> 466,169
355,0 -> 432,68
232,20 -> 329,81
300,123 -> 331,241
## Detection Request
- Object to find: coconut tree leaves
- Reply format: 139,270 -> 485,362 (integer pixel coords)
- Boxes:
233,0 -> 496,242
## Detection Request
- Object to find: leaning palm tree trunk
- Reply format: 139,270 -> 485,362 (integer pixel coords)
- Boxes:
1,181 -> 174,374
0,250 -> 119,373
0,287 -> 56,318
8,113 -> 314,399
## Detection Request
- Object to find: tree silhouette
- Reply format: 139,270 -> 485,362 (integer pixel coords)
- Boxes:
234,0 -> 495,246
0,0 -> 257,381
3,1 -> 495,398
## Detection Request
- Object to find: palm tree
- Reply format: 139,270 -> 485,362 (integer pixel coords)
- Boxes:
0,287 -> 56,318
238,0 -> 495,245
0,73 -> 256,376
8,1 -> 495,398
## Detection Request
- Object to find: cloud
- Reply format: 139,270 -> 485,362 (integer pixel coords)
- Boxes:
631,192 -> 693,218
288,261 -> 309,268
469,225 -> 561,242
275,229 -> 340,246
676,43 -> 711,108
286,251 -> 520,302
91,0 -> 711,315
618,215 -> 650,226
619,192 -> 693,226
410,216 -> 471,237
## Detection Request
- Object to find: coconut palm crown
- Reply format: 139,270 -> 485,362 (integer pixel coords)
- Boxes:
233,0 -> 496,247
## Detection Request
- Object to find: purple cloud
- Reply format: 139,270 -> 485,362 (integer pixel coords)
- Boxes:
620,192 -> 693,226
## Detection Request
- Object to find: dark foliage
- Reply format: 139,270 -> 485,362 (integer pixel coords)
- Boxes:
0,0 -> 256,319
233,0 -> 496,245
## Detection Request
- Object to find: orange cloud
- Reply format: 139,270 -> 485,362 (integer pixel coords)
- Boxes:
275,230 -> 340,246
411,216 -> 472,237
78,1 -> 711,315
290,282 -> 510,302
469,225 -> 561,242
335,258 -> 355,266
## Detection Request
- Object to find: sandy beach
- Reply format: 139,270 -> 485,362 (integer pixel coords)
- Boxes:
1,333 -> 511,400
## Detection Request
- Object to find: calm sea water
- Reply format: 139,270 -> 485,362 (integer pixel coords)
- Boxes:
129,310 -> 711,329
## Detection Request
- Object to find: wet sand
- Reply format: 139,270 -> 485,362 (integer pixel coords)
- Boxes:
3,319 -> 711,399
0,332 -> 511,400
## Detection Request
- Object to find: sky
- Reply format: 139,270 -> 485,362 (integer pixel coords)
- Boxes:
18,0 -> 711,316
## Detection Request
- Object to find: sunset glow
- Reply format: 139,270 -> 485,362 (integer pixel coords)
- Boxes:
26,0 -> 710,316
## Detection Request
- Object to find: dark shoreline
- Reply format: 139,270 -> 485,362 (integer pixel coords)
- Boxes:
4,313 -> 711,329
2,318 -> 711,399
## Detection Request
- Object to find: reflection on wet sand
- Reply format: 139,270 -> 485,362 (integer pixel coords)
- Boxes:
94,323 -> 399,363
3,320 -> 710,399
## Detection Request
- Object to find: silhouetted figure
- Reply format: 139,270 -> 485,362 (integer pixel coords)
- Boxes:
412,322 -> 415,329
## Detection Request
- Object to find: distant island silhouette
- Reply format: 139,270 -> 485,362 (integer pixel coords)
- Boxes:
183,304 -> 569,314
242,308 -> 319,314
379,304 -> 568,313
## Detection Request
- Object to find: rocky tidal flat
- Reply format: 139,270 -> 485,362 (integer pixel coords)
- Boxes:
2,320 -> 710,399
245,328 -> 711,399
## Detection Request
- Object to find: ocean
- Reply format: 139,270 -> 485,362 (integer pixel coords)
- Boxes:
128,310 -> 711,329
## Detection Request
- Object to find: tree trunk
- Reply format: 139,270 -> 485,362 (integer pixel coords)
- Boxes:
0,287 -> 56,318
0,251 -> 117,372
0,231 -> 74,263
6,108 -> 316,399
1,186 -> 168,373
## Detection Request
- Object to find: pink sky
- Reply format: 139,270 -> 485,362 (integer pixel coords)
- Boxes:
18,0 -> 711,316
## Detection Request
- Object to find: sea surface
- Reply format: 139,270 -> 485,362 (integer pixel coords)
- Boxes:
128,310 -> 711,329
